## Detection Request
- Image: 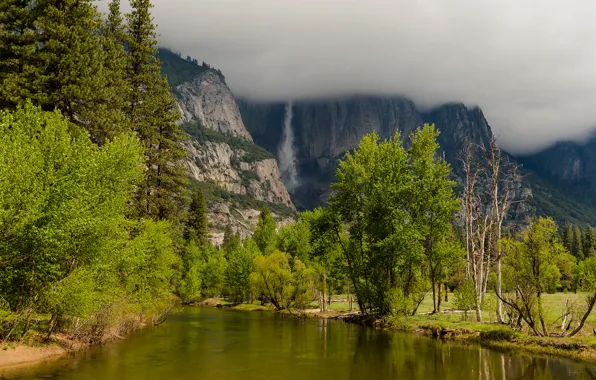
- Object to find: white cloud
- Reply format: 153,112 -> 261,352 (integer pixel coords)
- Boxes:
101,0 -> 596,153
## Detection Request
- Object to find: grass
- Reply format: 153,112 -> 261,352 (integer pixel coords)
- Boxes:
200,292 -> 596,362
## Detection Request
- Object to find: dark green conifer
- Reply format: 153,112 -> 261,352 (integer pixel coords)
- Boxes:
584,225 -> 594,258
125,0 -> 189,220
253,206 -> 277,254
562,222 -> 573,252
186,188 -> 209,245
0,0 -> 39,109
572,224 -> 584,260
0,0 -> 127,143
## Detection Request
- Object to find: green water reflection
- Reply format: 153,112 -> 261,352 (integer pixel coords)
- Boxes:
2,307 -> 595,379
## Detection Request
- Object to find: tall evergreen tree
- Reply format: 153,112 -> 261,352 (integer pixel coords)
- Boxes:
572,224 -> 584,260
253,206 -> 277,254
93,0 -> 130,143
0,0 -> 127,143
186,188 -> 209,245
0,0 -> 39,110
125,0 -> 189,220
585,225 -> 594,258
562,222 -> 573,252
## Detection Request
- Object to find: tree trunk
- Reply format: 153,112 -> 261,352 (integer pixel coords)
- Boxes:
431,279 -> 437,313
496,257 -> 504,323
322,271 -> 327,312
437,282 -> 442,312
444,283 -> 449,302
567,292 -> 596,337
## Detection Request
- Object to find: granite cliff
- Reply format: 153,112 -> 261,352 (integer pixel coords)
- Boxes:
238,97 -> 493,210
159,49 -> 295,244
239,96 -> 596,225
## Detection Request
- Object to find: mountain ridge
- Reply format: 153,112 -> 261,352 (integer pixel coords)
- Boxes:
159,47 -> 596,226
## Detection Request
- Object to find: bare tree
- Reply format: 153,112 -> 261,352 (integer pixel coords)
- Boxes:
461,140 -> 490,322
483,135 -> 520,323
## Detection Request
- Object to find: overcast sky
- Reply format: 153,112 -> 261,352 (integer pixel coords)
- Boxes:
100,0 -> 596,154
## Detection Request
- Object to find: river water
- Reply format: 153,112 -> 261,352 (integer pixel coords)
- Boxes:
2,307 -> 595,379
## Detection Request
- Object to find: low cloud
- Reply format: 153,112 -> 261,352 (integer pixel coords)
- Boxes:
101,0 -> 596,154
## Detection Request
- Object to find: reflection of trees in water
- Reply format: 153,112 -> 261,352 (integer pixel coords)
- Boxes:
346,327 -> 591,380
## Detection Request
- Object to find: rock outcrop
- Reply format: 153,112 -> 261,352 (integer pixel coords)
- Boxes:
177,71 -> 253,141
172,68 -> 295,244
239,97 -> 494,209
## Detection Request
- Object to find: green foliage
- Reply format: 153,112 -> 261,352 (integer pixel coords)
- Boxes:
253,207 -> 278,254
249,251 -> 315,311
0,0 -> 128,144
454,280 -> 476,320
125,0 -> 189,221
224,239 -> 259,304
328,124 -> 460,315
585,225 -> 595,258
562,222 -> 573,253
157,48 -> 209,88
178,240 -> 203,303
199,245 -> 227,297
0,105 -> 178,340
239,170 -> 260,187
575,258 -> 596,292
276,218 -> 312,264
501,217 -> 570,335
572,225 -> 584,260
387,288 -> 414,317
186,188 -> 209,245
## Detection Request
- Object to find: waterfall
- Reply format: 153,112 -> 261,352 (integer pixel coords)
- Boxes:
278,102 -> 299,190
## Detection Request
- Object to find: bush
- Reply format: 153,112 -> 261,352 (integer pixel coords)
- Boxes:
479,328 -> 517,342
387,289 -> 413,317
454,280 -> 476,321
249,251 -> 315,311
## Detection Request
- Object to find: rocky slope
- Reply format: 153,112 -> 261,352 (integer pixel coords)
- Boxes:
159,49 -> 295,244
518,139 -> 596,224
239,96 -> 596,225
160,48 -> 596,226
239,97 -> 493,210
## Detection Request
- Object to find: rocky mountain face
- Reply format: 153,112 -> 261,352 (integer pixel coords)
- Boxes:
517,139 -> 596,224
160,48 -> 596,227
177,71 -> 253,141
161,49 -> 295,244
239,97 -> 494,209
519,140 -> 596,184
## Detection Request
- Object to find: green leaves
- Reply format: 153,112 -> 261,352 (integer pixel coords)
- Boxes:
253,206 -> 278,254
0,105 -> 180,339
328,124 -> 461,314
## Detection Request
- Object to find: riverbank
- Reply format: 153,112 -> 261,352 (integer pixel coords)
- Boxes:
0,320 -> 153,370
0,343 -> 67,369
197,297 -> 596,363
379,315 -> 596,363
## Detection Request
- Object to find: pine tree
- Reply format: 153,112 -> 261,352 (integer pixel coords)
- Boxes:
126,0 -> 189,220
0,0 -> 39,110
562,222 -> 573,252
0,0 -> 127,143
585,225 -> 594,258
222,224 -> 234,247
186,188 -> 209,245
253,206 -> 277,254
572,225 -> 584,260
93,0 -> 130,143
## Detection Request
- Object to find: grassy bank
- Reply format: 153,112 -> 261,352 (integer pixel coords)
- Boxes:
199,292 -> 596,362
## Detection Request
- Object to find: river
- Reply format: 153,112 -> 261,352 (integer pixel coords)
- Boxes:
2,307 -> 595,379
